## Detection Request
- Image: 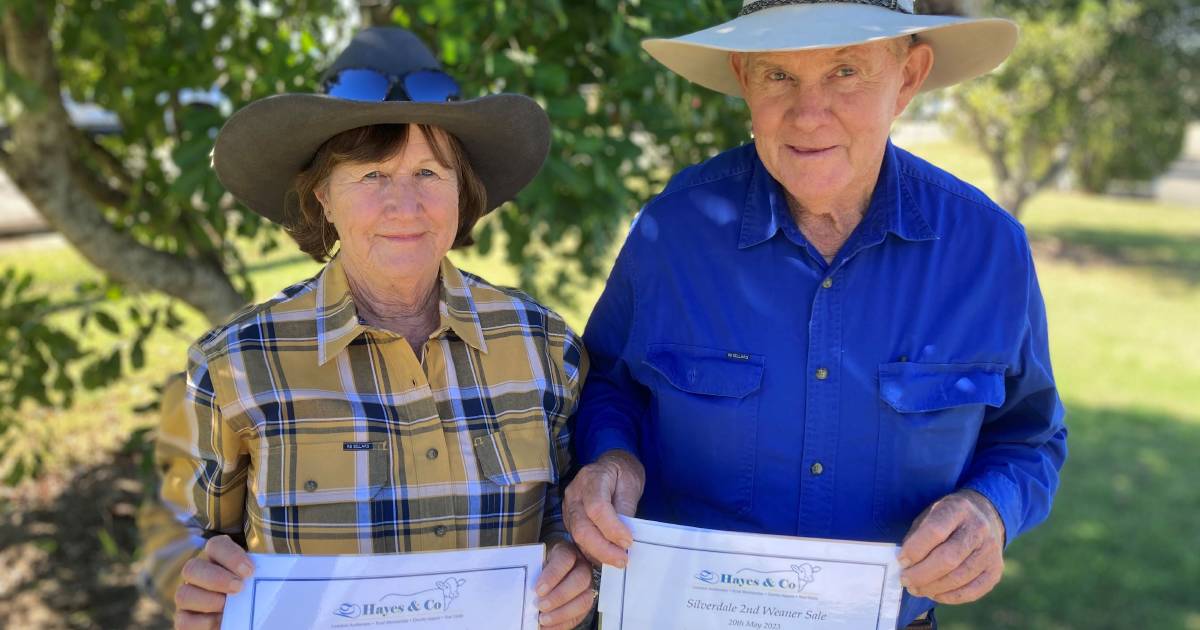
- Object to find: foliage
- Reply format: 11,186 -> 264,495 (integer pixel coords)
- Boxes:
49,0 -> 352,289
0,0 -> 352,483
387,0 -> 750,300
0,269 -> 178,482
943,0 -> 1199,214
0,0 -> 754,484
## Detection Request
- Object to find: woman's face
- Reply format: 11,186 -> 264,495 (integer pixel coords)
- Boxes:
318,126 -> 460,286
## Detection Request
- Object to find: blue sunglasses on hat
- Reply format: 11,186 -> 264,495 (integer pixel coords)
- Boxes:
322,68 -> 461,103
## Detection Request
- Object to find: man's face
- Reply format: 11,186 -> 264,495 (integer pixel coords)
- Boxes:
732,40 -> 928,209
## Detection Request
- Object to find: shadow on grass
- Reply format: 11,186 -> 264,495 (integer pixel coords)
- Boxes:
0,434 -> 169,629
1030,227 -> 1200,285
939,402 -> 1200,629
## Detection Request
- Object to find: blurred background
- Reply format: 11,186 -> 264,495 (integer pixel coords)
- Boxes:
0,0 -> 1196,628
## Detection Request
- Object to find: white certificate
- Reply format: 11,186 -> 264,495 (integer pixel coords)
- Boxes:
599,518 -> 902,630
220,544 -> 544,630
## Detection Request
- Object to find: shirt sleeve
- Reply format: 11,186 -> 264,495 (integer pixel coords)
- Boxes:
961,245 -> 1068,546
137,372 -> 204,611
573,225 -> 650,465
540,324 -> 589,544
155,343 -> 250,564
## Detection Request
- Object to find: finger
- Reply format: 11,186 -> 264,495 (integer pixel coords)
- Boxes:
908,544 -> 993,598
898,499 -> 966,568
174,583 -> 228,614
585,494 -> 633,551
181,557 -> 245,594
536,543 -> 576,597
930,566 -> 1002,605
539,586 -> 595,629
903,523 -> 983,590
204,535 -> 254,579
175,610 -> 221,630
578,467 -> 634,550
538,559 -> 593,612
611,469 -> 643,518
565,500 -> 628,567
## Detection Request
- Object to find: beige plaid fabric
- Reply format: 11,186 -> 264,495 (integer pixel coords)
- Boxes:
153,255 -> 585,586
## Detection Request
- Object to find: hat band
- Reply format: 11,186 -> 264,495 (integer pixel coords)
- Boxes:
739,0 -> 915,17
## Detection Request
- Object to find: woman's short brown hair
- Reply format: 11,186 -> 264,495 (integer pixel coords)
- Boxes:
289,124 -> 487,262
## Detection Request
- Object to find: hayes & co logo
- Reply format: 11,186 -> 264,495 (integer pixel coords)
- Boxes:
333,576 -> 466,620
694,563 -> 822,595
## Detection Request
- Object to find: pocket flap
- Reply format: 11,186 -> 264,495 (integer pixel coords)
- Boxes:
879,362 -> 1006,413
472,425 -> 557,486
255,440 -> 389,508
644,343 -> 764,399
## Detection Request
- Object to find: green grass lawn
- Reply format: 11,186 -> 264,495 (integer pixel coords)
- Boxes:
2,140 -> 1198,628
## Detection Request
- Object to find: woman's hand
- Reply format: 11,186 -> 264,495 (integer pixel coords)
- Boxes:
175,535 -> 255,630
535,539 -> 596,629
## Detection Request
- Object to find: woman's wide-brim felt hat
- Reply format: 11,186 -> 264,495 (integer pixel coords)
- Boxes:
211,28 -> 550,225
642,0 -> 1020,96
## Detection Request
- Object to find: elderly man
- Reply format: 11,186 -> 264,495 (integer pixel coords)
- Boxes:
564,1 -> 1067,628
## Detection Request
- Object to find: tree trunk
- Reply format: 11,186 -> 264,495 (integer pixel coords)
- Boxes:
994,179 -> 1029,220
1,3 -> 246,325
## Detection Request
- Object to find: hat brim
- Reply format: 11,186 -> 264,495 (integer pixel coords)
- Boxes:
642,4 -> 1018,96
212,93 -> 550,225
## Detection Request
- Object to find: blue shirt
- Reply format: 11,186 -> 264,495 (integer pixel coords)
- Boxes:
575,141 -> 1067,627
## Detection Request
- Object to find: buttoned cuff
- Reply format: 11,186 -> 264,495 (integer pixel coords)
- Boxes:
580,426 -> 639,466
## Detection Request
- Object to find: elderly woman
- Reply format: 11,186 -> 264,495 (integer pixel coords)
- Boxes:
158,28 -> 592,630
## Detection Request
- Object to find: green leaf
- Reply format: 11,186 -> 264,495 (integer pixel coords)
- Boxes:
93,310 -> 120,334
130,341 -> 145,371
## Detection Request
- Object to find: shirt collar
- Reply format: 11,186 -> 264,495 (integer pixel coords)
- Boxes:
738,139 -> 937,250
315,256 -> 487,366
436,257 -> 488,354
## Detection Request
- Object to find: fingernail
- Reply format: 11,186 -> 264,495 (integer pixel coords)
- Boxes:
897,554 -> 911,568
238,561 -> 254,578
900,576 -> 911,588
230,578 -> 244,593
536,583 -> 550,597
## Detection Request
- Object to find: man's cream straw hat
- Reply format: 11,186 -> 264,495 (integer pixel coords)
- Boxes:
642,0 -> 1018,96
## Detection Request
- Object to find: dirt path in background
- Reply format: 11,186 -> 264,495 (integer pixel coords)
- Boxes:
0,448 -> 170,629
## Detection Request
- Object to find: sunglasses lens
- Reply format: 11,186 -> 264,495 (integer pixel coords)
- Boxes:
325,69 -> 392,101
402,70 -> 461,102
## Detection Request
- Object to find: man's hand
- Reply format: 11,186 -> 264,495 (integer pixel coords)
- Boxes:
535,540 -> 595,629
175,535 -> 254,630
562,449 -> 646,568
898,489 -> 1006,605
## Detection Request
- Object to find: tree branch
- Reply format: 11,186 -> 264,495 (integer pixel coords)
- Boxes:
1,3 -> 245,324
953,91 -> 1010,183
74,127 -> 134,188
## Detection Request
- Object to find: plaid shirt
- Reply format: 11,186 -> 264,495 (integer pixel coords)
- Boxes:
156,256 -> 586,567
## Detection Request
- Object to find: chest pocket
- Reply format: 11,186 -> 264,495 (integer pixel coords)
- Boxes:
252,439 -> 392,550
879,362 -> 1006,414
873,362 -> 1006,537
642,343 -> 764,518
471,424 -> 558,533
472,424 -> 558,486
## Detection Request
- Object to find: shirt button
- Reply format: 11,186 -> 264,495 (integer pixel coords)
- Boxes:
810,462 -> 824,476
426,448 -> 439,460
821,277 -> 833,289
815,367 -> 829,380
434,525 -> 448,537
304,479 -> 318,492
